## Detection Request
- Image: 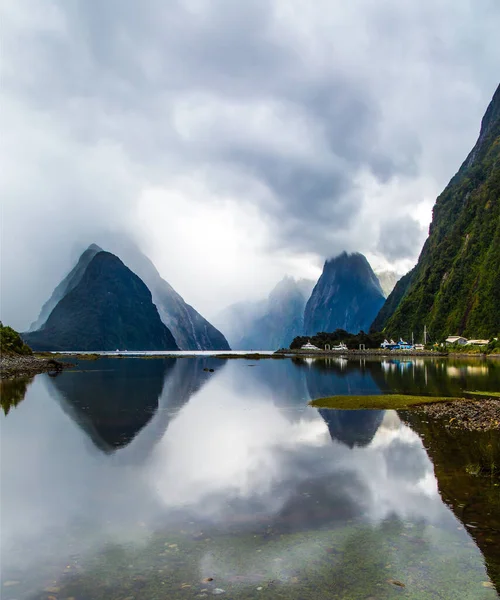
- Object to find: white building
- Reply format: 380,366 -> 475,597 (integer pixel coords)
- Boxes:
445,336 -> 468,345
466,339 -> 489,346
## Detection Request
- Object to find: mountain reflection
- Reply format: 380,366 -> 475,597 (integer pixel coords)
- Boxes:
47,357 -> 224,454
318,408 -> 384,447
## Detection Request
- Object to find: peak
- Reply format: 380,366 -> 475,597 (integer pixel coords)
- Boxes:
86,243 -> 103,252
325,252 -> 368,267
480,83 -> 500,138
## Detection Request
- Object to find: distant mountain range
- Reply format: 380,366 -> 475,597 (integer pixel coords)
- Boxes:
215,276 -> 314,350
216,253 -> 387,349
21,240 -> 404,352
23,243 -> 230,351
372,83 -> 500,339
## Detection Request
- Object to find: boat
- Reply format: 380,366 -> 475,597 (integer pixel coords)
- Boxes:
331,342 -> 348,351
300,341 -> 321,351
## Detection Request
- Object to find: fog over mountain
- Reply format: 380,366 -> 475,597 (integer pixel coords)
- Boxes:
1,0 -> 499,330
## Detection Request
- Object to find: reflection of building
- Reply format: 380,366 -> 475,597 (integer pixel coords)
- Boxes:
446,366 -> 462,378
466,365 -> 489,375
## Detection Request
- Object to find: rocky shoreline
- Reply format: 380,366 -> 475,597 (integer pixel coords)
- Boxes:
415,398 -> 500,432
0,353 -> 72,379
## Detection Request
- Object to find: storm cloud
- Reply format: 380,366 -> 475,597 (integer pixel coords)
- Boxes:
1,0 -> 499,329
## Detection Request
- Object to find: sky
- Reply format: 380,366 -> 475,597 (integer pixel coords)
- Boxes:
1,0 -> 499,330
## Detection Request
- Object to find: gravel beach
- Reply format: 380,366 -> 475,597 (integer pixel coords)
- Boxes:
417,398 -> 500,432
0,353 -> 72,379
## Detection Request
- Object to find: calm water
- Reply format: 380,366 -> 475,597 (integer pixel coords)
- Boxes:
1,356 -> 499,600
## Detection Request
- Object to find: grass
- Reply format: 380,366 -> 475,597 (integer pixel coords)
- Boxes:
465,390 -> 500,398
35,352 -> 101,361
309,394 -> 465,410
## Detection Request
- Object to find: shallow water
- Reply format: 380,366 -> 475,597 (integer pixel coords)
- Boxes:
1,356 -> 499,599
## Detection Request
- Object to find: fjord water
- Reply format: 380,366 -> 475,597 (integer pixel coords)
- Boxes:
1,357 -> 499,599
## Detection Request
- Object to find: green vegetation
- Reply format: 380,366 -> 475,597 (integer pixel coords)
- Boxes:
380,85 -> 500,340
466,390 -> 500,398
309,394 -> 463,410
487,338 -> 500,353
0,322 -> 32,355
35,352 -> 101,361
290,329 -> 385,350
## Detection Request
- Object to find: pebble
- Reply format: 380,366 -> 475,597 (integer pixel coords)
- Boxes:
419,398 -> 500,431
212,589 -> 226,595
387,579 -> 405,588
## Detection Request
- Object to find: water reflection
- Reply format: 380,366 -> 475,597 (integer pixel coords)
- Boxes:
318,408 -> 384,447
46,357 -> 224,454
0,376 -> 33,415
1,356 -> 498,599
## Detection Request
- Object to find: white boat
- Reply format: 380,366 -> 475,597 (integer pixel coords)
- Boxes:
331,342 -> 348,351
300,341 -> 321,351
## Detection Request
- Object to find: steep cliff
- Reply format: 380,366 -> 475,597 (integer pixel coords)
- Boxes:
381,84 -> 500,339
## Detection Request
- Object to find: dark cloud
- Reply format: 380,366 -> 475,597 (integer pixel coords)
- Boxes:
377,216 -> 426,261
1,0 -> 499,328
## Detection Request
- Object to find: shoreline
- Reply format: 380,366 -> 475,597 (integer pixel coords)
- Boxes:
310,393 -> 500,432
2,348 -> 497,378
32,349 -> 499,360
0,353 -> 73,380
414,397 -> 500,432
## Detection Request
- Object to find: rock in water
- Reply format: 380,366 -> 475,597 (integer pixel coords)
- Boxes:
23,251 -> 178,351
304,252 -> 385,335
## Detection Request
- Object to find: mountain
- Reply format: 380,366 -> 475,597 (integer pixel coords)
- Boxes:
105,239 -> 230,351
378,84 -> 500,340
304,252 -> 385,335
23,251 -> 179,351
370,268 -> 415,332
374,270 -> 400,297
29,244 -> 102,331
213,299 -> 267,349
216,276 -> 315,350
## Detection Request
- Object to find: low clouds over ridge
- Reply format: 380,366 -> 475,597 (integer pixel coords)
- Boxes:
1,0 -> 499,328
